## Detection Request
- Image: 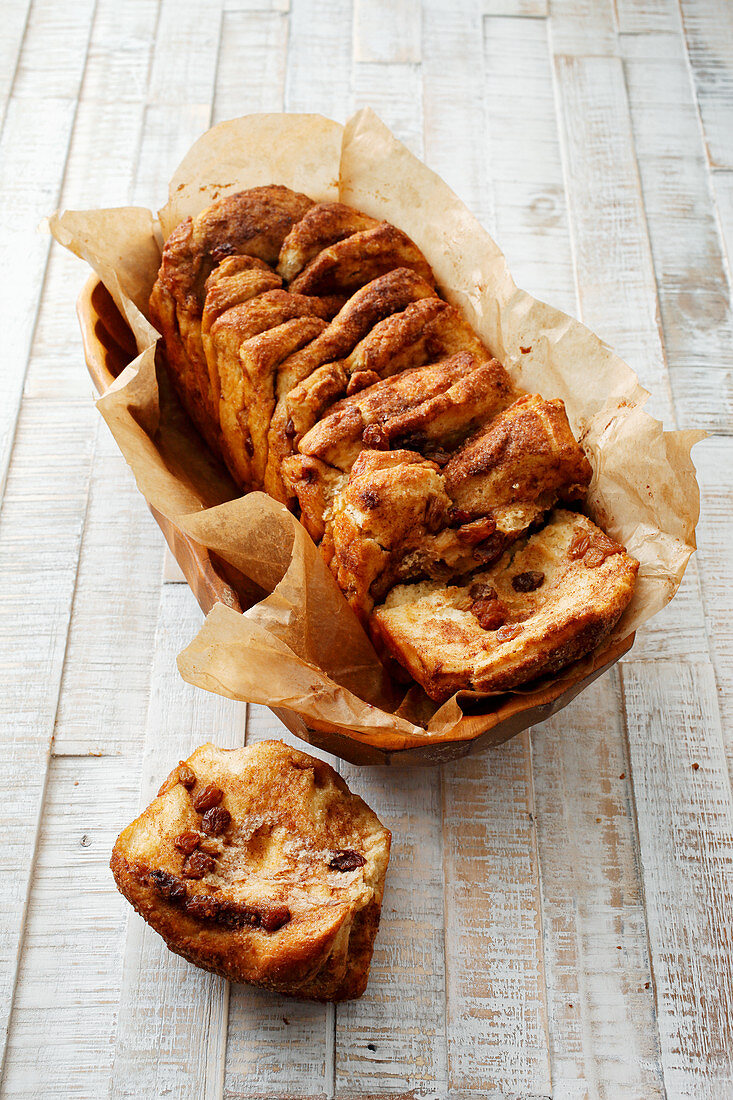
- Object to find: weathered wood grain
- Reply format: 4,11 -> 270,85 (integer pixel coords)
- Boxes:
0,0 -> 30,127
622,30 -> 733,434
0,398 -> 97,1070
353,0 -> 422,64
680,0 -> 733,169
422,0 -> 493,230
213,7 -> 289,122
110,584 -> 246,1100
531,672 -> 665,1097
621,662 -> 733,1097
285,0 -> 353,120
483,14 -> 575,313
442,734 -> 551,1096
693,436 -> 733,777
1,756 -> 139,1099
52,428 -> 166,757
548,0 -> 618,56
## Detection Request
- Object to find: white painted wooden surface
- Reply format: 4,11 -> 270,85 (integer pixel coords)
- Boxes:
1,1 -> 731,1096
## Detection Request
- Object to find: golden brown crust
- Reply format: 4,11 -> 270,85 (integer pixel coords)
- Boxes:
299,352 -> 514,473
264,268 -> 439,500
150,186 -> 314,455
443,393 -> 593,519
111,742 -> 391,1001
277,201 -> 380,282
370,510 -> 638,701
289,222 -> 435,296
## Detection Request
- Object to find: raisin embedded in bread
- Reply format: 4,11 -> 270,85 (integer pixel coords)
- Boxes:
111,741 -> 392,1001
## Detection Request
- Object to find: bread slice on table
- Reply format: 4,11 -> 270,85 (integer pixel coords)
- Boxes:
370,509 -> 638,703
111,741 -> 391,1001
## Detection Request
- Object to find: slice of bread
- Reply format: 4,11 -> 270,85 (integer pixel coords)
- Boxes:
111,741 -> 391,1001
371,509 -> 638,702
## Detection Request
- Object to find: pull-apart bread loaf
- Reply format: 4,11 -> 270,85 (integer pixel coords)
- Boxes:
150,186 -> 638,703
111,741 -> 391,1000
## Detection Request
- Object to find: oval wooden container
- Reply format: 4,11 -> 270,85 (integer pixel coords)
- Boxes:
78,276 -> 634,766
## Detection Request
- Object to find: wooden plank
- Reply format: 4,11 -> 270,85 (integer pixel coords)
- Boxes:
12,0 -> 95,100
109,584 -> 246,1100
693,436 -> 733,777
531,672 -> 665,1096
52,427 -> 166,757
548,0 -> 618,57
285,0 -> 353,119
81,0 -> 159,104
442,734 -> 551,1096
0,0 -> 30,127
212,8 -> 288,123
353,0 -> 422,64
147,0 -> 223,107
552,54 -> 673,420
422,0 -> 494,232
679,0 -> 733,169
483,14 -> 576,313
621,662 -> 733,1096
224,706 -> 335,1100
0,398 -> 97,1068
0,95 -> 77,501
622,30 -> 733,434
1,755 -> 139,1098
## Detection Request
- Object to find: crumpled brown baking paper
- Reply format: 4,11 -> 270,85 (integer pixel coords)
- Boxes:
49,109 -> 703,747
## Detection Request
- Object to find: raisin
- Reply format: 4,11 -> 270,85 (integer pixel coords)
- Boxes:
210,243 -> 237,262
584,548 -> 606,568
284,417 -> 297,438
150,870 -> 187,903
184,894 -> 290,931
329,849 -> 366,872
243,433 -> 255,457
471,591 -> 507,632
177,763 -> 196,790
362,424 -> 389,450
424,496 -> 446,534
569,533 -> 591,559
193,783 -> 223,813
512,570 -> 545,592
182,850 -> 216,879
496,623 -> 524,642
449,507 -> 473,527
469,582 -> 497,600
201,806 -> 232,836
174,831 -> 202,856
259,904 -> 292,932
456,516 -> 497,545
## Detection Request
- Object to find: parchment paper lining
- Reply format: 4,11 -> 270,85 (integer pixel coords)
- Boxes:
49,109 -> 702,744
